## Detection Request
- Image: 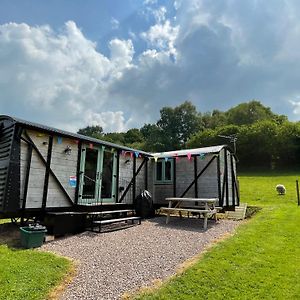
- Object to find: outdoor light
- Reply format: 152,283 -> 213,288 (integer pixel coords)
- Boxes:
64,146 -> 72,155
124,159 -> 131,164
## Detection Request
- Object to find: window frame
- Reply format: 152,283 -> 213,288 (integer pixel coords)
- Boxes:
155,159 -> 174,184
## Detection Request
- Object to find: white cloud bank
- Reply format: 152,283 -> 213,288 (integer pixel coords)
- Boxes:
1,0 -> 300,134
0,21 -> 135,132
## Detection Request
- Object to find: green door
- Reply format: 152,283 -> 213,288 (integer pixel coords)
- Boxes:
78,145 -> 117,205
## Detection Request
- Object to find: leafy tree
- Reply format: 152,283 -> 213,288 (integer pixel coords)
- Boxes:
275,121 -> 300,167
202,110 -> 227,129
188,125 -> 240,152
77,125 -> 103,139
225,100 -> 276,125
157,101 -> 202,150
140,124 -> 164,152
102,132 -> 125,145
124,128 -> 144,145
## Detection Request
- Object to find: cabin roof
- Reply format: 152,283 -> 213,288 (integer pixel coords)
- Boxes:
0,115 -> 152,157
152,145 -> 232,158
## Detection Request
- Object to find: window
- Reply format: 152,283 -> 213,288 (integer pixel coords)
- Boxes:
155,159 -> 173,183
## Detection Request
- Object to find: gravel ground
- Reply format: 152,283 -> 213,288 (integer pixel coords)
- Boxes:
42,217 -> 239,300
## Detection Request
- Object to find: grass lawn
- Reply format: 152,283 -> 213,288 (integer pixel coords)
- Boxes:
0,224 -> 72,300
134,171 -> 300,299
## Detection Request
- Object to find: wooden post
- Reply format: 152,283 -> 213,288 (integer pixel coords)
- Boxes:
42,135 -> 53,210
132,155 -> 136,202
296,180 -> 300,206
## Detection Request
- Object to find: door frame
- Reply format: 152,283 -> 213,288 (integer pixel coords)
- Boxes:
78,144 -> 117,205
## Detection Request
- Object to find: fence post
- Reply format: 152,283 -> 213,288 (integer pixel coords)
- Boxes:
296,180 -> 300,206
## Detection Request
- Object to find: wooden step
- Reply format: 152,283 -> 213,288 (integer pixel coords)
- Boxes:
226,203 -> 247,220
88,209 -> 134,216
93,216 -> 141,225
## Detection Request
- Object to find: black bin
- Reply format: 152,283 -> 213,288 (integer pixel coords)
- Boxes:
134,190 -> 155,219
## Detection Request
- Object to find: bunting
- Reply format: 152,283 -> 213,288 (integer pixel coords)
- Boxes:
199,153 -> 206,160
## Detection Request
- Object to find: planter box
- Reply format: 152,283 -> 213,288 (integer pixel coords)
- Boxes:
20,226 -> 47,249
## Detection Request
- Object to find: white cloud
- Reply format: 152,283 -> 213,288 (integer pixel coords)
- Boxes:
85,110 -> 132,132
111,17 -> 119,30
153,6 -> 167,23
109,38 -> 134,71
141,20 -> 179,58
290,100 -> 300,117
0,21 -> 135,132
143,0 -> 157,5
2,0 -> 300,135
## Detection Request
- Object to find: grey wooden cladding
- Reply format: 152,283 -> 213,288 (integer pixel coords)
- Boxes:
20,130 -> 77,209
153,148 -> 237,208
0,114 -> 237,213
118,155 -> 147,204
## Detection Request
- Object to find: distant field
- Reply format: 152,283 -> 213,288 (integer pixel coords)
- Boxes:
135,171 -> 300,299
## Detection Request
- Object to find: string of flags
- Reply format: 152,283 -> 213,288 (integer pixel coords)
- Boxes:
120,150 -> 207,162
49,135 -> 208,162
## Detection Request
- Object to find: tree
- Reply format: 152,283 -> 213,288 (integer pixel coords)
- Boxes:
225,100 -> 276,125
140,124 -> 164,152
124,128 -> 144,145
157,101 -> 202,150
77,125 -> 103,139
202,110 -> 227,129
102,132 -> 125,145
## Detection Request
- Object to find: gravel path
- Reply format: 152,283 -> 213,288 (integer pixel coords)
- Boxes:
42,217 -> 239,300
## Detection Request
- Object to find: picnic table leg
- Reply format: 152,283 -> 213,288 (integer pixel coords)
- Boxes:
166,211 -> 170,224
166,200 -> 172,224
203,213 -> 208,230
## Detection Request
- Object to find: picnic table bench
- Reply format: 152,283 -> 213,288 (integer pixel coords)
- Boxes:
160,197 -> 218,230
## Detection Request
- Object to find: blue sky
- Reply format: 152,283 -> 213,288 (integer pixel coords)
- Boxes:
1,0 -> 300,132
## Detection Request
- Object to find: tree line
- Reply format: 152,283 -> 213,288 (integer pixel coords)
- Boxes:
78,100 -> 300,170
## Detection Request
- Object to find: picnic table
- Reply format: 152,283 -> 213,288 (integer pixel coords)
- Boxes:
161,197 -> 218,230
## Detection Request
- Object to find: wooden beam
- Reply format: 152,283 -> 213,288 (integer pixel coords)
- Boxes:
119,158 -> 147,203
145,158 -> 148,190
22,132 -> 74,205
132,155 -> 136,202
194,155 -> 198,198
173,157 -> 176,197
42,135 -> 53,210
21,143 -> 32,223
180,155 -> 217,198
74,141 -> 82,205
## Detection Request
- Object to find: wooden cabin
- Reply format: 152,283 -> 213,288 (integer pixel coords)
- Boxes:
0,115 -> 238,231
150,147 -> 239,208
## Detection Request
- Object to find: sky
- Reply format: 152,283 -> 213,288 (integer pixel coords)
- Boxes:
1,0 -> 300,133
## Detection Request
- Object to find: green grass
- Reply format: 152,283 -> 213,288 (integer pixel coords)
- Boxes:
0,226 -> 72,300
0,218 -> 10,224
135,171 -> 300,299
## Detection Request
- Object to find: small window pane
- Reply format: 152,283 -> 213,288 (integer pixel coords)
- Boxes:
165,161 -> 172,181
156,161 -> 163,181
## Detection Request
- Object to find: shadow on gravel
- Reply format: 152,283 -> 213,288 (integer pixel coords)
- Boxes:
146,216 -> 219,233
0,223 -> 22,249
